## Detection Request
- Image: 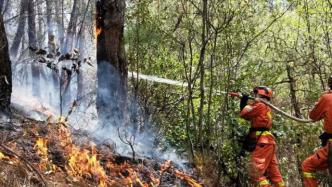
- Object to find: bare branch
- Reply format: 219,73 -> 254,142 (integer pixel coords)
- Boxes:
117,128 -> 136,160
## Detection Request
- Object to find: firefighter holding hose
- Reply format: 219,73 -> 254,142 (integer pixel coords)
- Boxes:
301,76 -> 332,187
230,86 -> 286,187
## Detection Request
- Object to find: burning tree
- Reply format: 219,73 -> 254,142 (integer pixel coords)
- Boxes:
96,0 -> 128,126
0,14 -> 11,117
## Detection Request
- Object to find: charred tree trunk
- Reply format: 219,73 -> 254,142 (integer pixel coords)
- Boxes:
28,0 -> 40,98
46,0 -> 56,54
0,14 -> 12,116
60,67 -> 72,116
0,0 -> 4,13
77,34 -> 84,101
27,0 -> 37,48
36,0 -> 43,48
10,0 -> 27,58
96,0 -> 128,126
55,0 -> 64,52
65,0 -> 79,53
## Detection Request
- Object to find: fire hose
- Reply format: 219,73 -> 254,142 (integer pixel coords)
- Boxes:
227,92 -> 313,123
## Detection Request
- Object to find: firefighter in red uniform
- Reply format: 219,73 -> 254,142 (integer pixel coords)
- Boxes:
238,86 -> 285,187
302,76 -> 332,187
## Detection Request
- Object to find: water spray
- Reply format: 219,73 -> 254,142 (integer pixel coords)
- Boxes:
128,72 -> 313,123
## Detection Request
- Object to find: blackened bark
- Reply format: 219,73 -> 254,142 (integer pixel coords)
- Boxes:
60,68 -> 72,115
64,0 -> 79,53
96,0 -> 128,126
0,0 -> 4,13
27,0 -> 37,48
10,0 -> 27,57
77,30 -> 85,101
0,14 -> 12,115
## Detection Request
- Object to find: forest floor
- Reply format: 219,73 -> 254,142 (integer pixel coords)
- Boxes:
0,110 -> 202,187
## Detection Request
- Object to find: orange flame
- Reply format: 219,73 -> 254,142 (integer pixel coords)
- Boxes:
96,27 -> 102,38
35,137 -> 56,172
0,151 -> 17,165
0,152 -> 6,160
30,122 -> 203,186
174,170 -> 203,187
58,123 -> 108,186
36,138 -> 48,156
0,151 -> 10,161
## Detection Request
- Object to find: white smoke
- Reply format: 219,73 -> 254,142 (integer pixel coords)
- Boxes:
10,58 -> 188,168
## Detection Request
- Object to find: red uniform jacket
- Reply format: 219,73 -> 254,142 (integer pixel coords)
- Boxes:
309,92 -> 332,133
240,101 -> 275,144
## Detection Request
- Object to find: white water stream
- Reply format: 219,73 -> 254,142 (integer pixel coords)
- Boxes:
129,72 -> 188,87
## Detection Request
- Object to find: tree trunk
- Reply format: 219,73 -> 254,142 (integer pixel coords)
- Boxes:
304,0 -> 325,90
76,0 -> 90,102
64,0 -> 79,53
10,0 -> 27,58
28,0 -> 40,98
59,0 -> 80,114
47,0 -> 59,104
197,0 -> 208,153
46,0 -> 56,54
77,22 -> 85,101
27,0 -> 37,48
206,32 -> 218,141
0,0 -> 4,13
55,0 -> 64,52
96,0 -> 128,126
286,64 -> 302,118
36,0 -> 43,48
0,14 -> 12,116
60,67 -> 72,116
77,37 -> 84,100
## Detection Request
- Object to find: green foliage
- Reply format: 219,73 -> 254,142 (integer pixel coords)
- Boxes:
124,0 -> 332,185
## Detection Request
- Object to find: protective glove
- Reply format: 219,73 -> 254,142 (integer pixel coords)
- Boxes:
240,93 -> 249,111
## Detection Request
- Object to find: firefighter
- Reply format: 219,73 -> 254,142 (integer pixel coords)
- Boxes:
301,76 -> 332,187
238,86 -> 285,187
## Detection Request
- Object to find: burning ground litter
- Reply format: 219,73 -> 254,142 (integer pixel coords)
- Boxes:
0,113 -> 203,187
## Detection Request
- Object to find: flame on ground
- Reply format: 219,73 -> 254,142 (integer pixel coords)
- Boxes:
31,121 -> 203,186
174,169 -> 203,187
35,137 -> 56,172
0,150 -> 18,165
56,123 -> 108,186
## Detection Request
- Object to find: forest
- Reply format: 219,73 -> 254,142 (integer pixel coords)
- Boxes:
0,0 -> 332,186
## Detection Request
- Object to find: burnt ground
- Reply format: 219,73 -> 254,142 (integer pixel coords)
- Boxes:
0,111 -> 203,187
